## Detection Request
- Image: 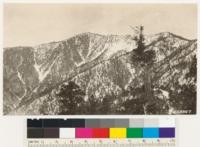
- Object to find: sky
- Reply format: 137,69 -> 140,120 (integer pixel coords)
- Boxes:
4,3 -> 197,47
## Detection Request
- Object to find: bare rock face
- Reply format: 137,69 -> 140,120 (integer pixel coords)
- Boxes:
3,32 -> 197,115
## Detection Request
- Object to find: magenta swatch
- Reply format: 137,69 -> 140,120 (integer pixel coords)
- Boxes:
76,128 -> 93,138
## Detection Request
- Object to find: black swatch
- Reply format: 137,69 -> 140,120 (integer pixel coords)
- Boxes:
27,119 -> 43,128
43,119 -> 62,128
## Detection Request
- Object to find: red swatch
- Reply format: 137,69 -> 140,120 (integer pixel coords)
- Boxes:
92,128 -> 109,138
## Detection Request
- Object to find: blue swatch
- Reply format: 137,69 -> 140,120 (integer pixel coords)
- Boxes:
143,128 -> 159,138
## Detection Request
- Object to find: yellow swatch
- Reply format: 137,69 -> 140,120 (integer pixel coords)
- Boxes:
109,128 -> 126,138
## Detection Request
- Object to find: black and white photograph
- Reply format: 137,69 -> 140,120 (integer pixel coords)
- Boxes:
3,3 -> 197,115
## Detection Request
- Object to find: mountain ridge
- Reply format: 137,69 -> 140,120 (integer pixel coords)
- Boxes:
3,32 -> 197,115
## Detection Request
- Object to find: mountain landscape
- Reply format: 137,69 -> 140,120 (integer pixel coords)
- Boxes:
3,32 -> 197,115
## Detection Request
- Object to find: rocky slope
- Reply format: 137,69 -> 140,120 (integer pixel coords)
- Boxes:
3,32 -> 197,115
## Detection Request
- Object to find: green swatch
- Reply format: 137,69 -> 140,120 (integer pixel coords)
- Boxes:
127,128 -> 143,138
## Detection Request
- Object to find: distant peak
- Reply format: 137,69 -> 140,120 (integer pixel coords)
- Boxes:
77,32 -> 103,37
157,32 -> 194,41
155,32 -> 172,37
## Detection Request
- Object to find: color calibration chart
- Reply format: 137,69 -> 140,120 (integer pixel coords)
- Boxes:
27,118 -> 176,147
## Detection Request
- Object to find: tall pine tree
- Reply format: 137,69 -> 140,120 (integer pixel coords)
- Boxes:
131,26 -> 156,114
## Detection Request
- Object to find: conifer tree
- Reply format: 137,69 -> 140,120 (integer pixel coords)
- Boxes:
56,81 -> 85,114
131,26 -> 156,113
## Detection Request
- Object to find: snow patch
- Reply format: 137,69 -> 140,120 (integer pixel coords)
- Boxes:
33,52 -> 59,82
160,89 -> 169,99
16,57 -> 27,99
75,48 -> 86,67
105,39 -> 134,58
